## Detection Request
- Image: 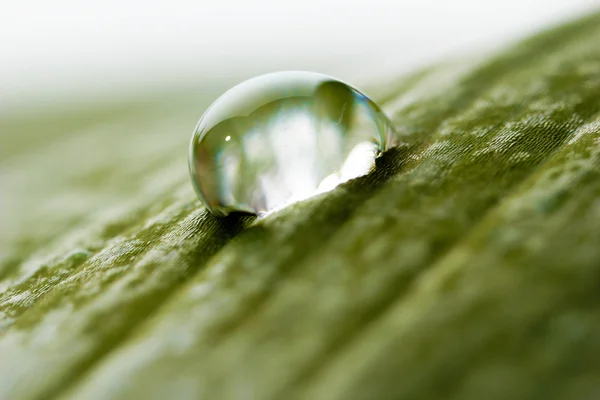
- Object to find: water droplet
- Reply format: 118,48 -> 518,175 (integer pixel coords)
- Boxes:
189,71 -> 396,217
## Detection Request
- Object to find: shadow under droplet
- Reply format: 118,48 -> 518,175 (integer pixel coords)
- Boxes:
214,211 -> 257,231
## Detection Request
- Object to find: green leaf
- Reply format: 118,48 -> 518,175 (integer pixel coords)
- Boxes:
2,11 -> 600,400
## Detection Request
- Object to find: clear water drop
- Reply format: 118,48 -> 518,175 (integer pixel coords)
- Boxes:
189,71 -> 397,217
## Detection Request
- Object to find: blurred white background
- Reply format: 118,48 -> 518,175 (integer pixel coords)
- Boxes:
2,0 -> 599,111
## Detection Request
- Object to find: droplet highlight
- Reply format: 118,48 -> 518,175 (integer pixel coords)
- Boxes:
189,71 -> 396,217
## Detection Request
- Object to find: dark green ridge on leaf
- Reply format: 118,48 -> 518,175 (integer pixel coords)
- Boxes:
0,10 -> 600,400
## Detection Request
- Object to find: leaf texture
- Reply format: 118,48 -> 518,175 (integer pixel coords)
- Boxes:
1,12 -> 600,400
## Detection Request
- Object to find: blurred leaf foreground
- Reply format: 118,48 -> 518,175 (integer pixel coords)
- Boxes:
2,11 -> 600,400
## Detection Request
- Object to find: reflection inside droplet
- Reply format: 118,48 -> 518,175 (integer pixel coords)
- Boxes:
189,71 -> 397,217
